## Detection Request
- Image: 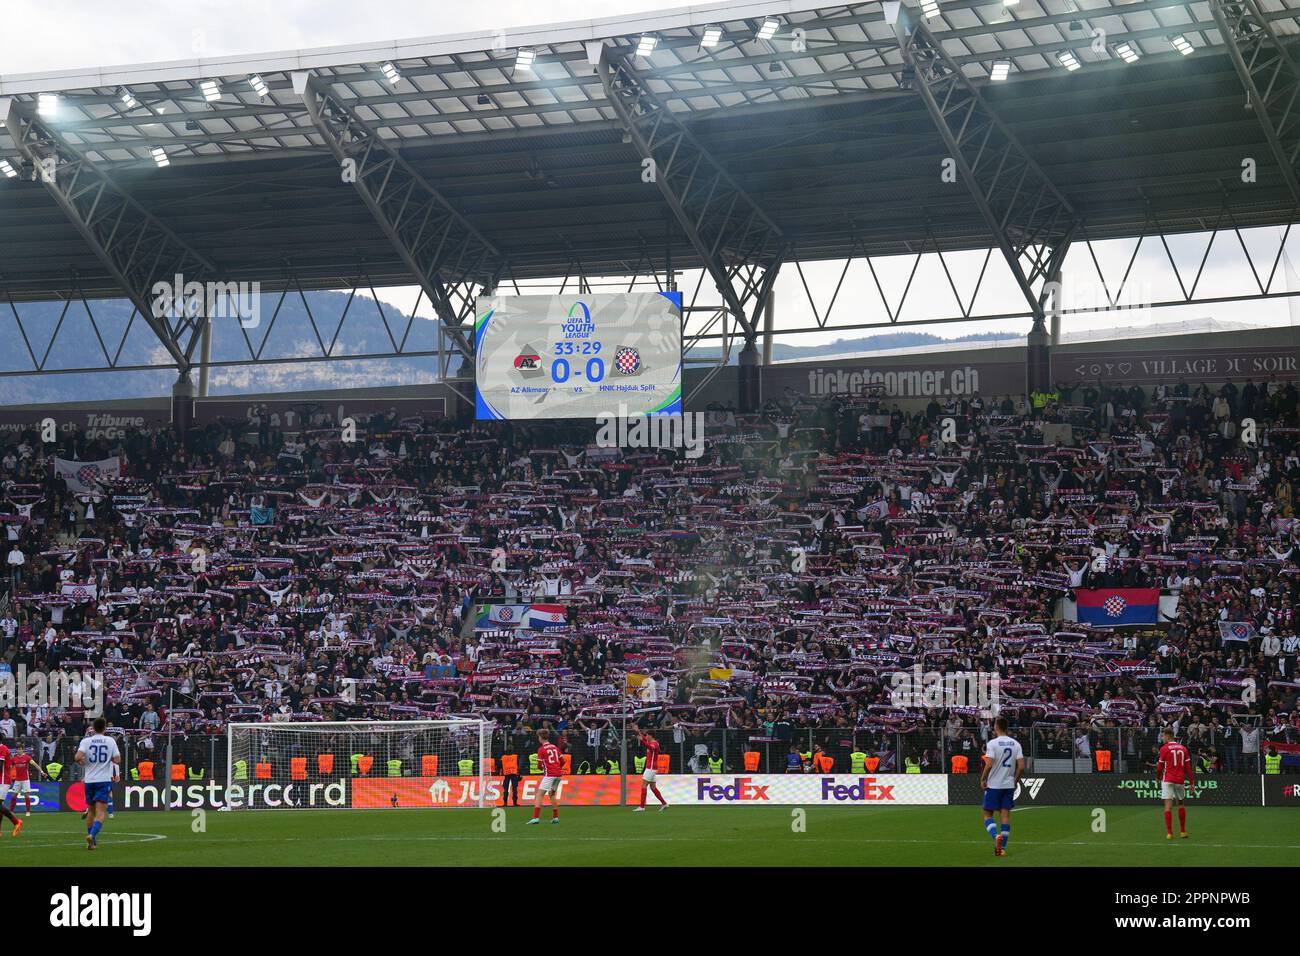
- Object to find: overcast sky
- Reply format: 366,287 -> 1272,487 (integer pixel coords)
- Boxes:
5,0 -> 1296,348
2,0 -> 666,74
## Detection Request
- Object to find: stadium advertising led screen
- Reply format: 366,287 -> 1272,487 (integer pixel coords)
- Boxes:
474,292 -> 683,420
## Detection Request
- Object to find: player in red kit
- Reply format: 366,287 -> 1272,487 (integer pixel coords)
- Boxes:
1156,727 -> 1193,840
632,729 -> 668,811
0,737 -> 25,836
7,745 -> 45,817
528,729 -> 564,825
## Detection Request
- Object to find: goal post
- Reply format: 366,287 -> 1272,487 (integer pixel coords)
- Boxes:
224,719 -> 491,809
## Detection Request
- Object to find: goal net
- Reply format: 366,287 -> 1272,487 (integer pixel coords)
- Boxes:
224,719 -> 491,809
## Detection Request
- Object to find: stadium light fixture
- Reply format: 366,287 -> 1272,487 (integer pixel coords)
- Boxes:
514,48 -> 536,72
38,93 -> 59,119
921,0 -> 940,19
757,17 -> 780,40
701,25 -> 723,48
1056,50 -> 1081,71
990,60 -> 1011,81
151,147 -> 170,168
1114,42 -> 1140,63
636,35 -> 658,57
119,88 -> 138,110
381,61 -> 401,85
1170,34 -> 1194,56
249,74 -> 269,97
0,159 -> 17,179
200,79 -> 221,102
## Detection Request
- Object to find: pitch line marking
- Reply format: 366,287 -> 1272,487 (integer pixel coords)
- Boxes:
1,831 -> 168,850
159,833 -> 1300,851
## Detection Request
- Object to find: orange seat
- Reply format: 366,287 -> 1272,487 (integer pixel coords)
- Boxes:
317,753 -> 334,775
421,754 -> 439,776
290,757 -> 308,781
254,761 -> 272,780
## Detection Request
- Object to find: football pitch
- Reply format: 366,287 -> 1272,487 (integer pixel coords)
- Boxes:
4,806 -> 1297,867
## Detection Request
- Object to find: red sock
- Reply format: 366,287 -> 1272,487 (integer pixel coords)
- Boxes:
651,784 -> 665,805
532,806 -> 541,820
1164,810 -> 1172,835
639,786 -> 647,808
1178,807 -> 1186,832
552,806 -> 558,818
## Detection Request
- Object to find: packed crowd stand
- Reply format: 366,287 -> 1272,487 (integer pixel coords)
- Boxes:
2,373 -> 1299,784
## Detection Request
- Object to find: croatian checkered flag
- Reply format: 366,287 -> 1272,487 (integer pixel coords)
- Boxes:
55,456 -> 121,493
1218,621 -> 1256,643
861,498 -> 890,520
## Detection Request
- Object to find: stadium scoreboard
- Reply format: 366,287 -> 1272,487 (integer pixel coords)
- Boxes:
474,292 -> 683,420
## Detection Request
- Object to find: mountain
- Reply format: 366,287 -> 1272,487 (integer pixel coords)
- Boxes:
0,291 -> 1013,404
0,291 -> 442,405
691,330 -> 1017,364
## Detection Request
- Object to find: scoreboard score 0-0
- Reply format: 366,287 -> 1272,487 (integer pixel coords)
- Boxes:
473,292 -> 683,421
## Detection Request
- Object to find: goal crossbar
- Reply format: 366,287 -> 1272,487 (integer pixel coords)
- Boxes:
226,720 -> 482,729
224,719 -> 492,809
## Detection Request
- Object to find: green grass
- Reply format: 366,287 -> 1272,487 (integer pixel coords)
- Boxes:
4,805 -> 1297,866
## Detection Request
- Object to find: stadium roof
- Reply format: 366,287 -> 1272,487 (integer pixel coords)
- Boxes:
2,0 -> 1300,303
